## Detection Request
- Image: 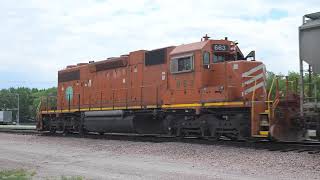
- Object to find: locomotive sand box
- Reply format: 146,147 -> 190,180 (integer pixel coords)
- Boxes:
38,35 -> 306,141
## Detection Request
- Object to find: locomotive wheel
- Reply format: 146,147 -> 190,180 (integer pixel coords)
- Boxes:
167,127 -> 173,136
79,127 -> 88,136
49,118 -> 56,134
163,115 -> 176,136
176,127 -> 186,137
79,113 -> 85,135
176,127 -> 181,137
317,125 -> 320,140
200,126 -> 206,137
62,126 -> 67,135
209,127 -> 219,140
49,126 -> 56,134
62,120 -> 69,135
79,127 -> 84,135
199,115 -> 219,139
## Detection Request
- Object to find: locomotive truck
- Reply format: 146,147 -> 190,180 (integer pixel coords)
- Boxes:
38,35 -> 304,141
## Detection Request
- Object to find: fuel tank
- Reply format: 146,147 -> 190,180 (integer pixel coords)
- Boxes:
83,110 -> 166,134
83,110 -> 135,133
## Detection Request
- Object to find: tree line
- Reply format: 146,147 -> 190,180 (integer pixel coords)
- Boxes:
267,71 -> 320,100
0,87 -> 56,123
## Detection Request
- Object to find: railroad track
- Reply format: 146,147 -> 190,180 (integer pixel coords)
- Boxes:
0,128 -> 319,154
0,128 -> 38,135
34,133 -> 320,155
239,141 -> 320,154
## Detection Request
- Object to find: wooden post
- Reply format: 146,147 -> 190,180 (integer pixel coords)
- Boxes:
308,65 -> 312,99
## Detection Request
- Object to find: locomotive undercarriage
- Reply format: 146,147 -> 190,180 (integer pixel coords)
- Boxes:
41,107 -> 251,140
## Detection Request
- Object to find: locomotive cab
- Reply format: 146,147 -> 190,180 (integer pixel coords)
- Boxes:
164,36 -> 268,139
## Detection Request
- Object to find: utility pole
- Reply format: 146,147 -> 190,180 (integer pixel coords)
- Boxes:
308,65 -> 312,99
299,15 -> 305,116
17,93 -> 19,125
299,56 -> 304,116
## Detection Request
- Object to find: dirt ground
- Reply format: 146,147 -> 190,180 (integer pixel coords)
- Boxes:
0,133 -> 319,180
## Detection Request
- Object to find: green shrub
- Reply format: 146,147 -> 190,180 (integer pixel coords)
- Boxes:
0,169 -> 35,180
60,176 -> 83,180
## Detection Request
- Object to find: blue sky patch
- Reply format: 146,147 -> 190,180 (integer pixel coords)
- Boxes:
241,8 -> 288,21
269,8 -> 288,19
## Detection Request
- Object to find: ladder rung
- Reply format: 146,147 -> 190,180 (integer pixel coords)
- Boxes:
260,112 -> 269,115
259,131 -> 269,136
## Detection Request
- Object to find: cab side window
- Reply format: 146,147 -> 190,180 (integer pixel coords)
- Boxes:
213,54 -> 225,63
203,51 -> 210,65
170,55 -> 194,74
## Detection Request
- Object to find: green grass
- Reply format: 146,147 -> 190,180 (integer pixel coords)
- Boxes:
0,169 -> 35,180
0,169 -> 84,180
60,176 -> 83,180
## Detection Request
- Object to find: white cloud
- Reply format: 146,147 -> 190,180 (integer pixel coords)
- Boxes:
0,0 -> 319,88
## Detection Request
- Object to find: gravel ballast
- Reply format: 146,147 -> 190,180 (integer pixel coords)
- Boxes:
0,133 -> 319,180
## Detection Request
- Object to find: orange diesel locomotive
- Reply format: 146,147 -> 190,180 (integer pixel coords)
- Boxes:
38,35 -> 299,140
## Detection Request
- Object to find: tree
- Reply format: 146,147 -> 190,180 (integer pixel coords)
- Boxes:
266,71 -> 320,102
0,87 -> 57,123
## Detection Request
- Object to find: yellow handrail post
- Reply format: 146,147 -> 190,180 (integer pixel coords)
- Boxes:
267,77 -> 276,121
251,79 -> 257,126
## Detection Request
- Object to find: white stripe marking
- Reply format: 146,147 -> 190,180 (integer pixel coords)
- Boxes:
242,64 -> 265,77
243,73 -> 264,85
244,81 -> 265,95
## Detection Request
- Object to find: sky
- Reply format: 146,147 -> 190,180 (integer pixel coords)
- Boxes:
0,0 -> 319,89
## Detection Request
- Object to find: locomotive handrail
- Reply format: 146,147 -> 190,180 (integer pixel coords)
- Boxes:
271,77 -> 281,120
267,77 -> 276,121
251,78 -> 257,125
108,85 -> 155,91
40,84 -> 252,114
41,85 -> 162,112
